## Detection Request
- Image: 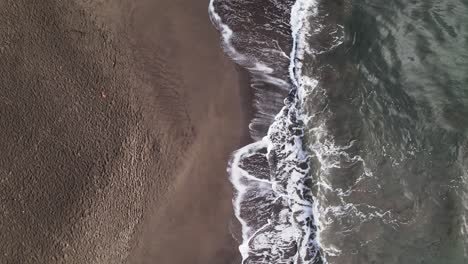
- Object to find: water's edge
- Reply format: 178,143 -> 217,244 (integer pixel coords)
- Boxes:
209,0 -> 324,263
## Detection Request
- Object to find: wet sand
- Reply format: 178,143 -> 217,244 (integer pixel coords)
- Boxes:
0,0 -> 246,263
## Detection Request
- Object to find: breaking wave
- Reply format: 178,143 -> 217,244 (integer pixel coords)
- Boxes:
209,0 -> 326,263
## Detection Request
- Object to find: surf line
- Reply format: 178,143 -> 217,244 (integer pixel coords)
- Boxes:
209,0 -> 324,263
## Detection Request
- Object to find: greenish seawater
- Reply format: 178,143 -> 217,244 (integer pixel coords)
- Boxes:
302,0 -> 468,263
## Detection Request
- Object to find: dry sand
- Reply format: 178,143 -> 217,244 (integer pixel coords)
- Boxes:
0,0 -> 247,263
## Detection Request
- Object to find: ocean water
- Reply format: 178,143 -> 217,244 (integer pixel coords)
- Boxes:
210,0 -> 468,263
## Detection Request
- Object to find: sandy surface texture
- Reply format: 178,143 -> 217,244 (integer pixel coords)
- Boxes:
0,0 -> 246,263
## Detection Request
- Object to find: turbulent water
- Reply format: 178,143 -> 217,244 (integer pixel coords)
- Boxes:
210,0 -> 468,263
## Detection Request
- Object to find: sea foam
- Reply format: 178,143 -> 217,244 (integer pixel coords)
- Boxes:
209,0 -> 324,263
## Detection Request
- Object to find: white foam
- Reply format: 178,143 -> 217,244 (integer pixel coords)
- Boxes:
228,140 -> 269,259
208,0 -> 289,90
209,0 -> 247,64
288,0 -> 326,262
209,0 -> 292,142
289,0 -> 318,88
210,0 -> 325,263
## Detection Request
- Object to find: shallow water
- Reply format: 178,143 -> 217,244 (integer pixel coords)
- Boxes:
210,0 -> 468,263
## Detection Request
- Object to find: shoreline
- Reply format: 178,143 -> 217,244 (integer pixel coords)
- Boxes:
235,65 -> 256,146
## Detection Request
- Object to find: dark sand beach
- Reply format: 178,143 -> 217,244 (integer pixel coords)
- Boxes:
0,0 -> 246,263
